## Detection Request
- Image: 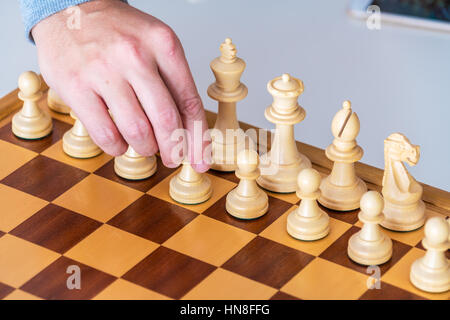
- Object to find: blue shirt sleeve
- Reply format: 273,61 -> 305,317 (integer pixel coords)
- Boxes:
19,0 -> 128,43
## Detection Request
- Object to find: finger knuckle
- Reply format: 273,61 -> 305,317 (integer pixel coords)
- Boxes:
116,36 -> 147,67
158,107 -> 179,129
126,119 -> 150,141
94,126 -> 120,147
181,95 -> 203,118
154,25 -> 179,56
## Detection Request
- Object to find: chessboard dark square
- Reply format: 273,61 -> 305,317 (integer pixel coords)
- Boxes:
122,246 -> 216,299
270,291 -> 301,300
10,204 -> 101,254
321,204 -> 360,224
1,155 -> 89,201
319,226 -> 413,276
20,256 -> 116,300
94,157 -> 176,192
107,194 -> 198,244
0,282 -> 14,299
204,195 -> 292,234
0,231 -> 4,238
222,236 -> 314,289
0,119 -> 71,153
416,240 -> 450,259
359,282 -> 426,300
208,169 -> 239,183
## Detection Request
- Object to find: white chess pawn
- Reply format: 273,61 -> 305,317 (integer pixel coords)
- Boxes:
114,146 -> 157,180
348,191 -> 393,266
169,162 -> 212,204
47,88 -> 71,114
287,168 -> 330,241
63,111 -> 102,158
410,216 -> 450,293
12,71 -> 53,139
226,149 -> 268,219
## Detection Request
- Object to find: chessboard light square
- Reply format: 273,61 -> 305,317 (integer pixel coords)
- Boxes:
163,215 -> 255,266
354,208 -> 444,246
41,140 -> 112,173
281,258 -> 369,300
93,279 -> 171,300
3,289 -> 42,300
65,224 -> 158,277
381,247 -> 450,300
0,234 -> 59,288
0,140 -> 37,180
260,206 -> 352,256
147,169 -> 237,214
53,174 -> 142,222
0,184 -> 48,233
182,268 -> 277,300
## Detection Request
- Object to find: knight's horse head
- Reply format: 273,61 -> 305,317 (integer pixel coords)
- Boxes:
385,133 -> 420,166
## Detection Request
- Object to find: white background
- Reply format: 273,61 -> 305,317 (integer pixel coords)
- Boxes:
1,0 -> 449,191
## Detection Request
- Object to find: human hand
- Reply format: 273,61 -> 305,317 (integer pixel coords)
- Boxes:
32,0 -> 210,172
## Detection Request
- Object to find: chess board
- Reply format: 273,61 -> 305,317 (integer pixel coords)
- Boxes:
0,82 -> 448,301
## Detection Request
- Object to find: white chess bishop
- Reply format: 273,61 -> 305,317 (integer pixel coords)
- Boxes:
257,73 -> 311,193
348,191 -> 393,266
381,133 -> 425,231
319,101 -> 367,211
410,216 -> 449,293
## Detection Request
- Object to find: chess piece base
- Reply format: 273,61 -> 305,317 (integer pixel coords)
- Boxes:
12,111 -> 52,140
63,130 -> 102,159
114,155 -> 157,180
348,232 -> 393,266
169,174 -> 212,205
226,189 -> 268,220
257,153 -> 312,193
381,200 -> 426,231
318,176 -> 367,211
47,90 -> 71,114
410,257 -> 450,293
287,210 -> 330,241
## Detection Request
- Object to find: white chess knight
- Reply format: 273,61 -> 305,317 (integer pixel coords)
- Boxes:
410,216 -> 450,293
381,133 -> 425,231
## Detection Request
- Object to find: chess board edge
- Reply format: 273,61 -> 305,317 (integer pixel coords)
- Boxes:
0,79 -> 449,213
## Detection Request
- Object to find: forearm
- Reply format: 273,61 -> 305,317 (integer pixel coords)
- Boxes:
19,0 -> 128,42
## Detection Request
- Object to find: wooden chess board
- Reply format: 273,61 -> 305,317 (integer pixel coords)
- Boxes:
0,81 -> 448,300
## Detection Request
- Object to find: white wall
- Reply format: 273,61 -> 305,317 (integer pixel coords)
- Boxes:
1,0 -> 449,191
